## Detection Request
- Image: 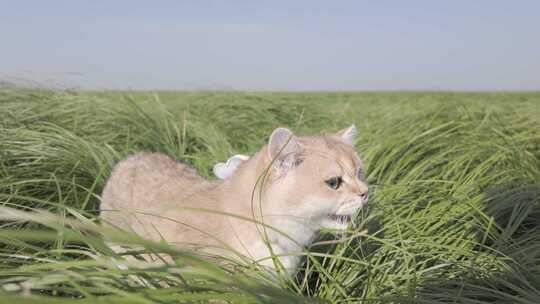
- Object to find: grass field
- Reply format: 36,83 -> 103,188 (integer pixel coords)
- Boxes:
0,89 -> 539,303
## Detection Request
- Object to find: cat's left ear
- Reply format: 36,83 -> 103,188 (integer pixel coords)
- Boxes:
336,124 -> 358,145
267,127 -> 303,170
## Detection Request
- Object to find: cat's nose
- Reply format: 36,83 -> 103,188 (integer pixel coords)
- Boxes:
358,192 -> 369,203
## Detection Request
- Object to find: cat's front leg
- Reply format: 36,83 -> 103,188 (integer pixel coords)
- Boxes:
250,241 -> 302,278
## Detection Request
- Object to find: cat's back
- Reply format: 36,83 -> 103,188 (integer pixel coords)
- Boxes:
100,152 -> 207,223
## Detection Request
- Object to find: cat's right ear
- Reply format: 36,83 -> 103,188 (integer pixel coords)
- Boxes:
336,124 -> 358,145
267,127 -> 302,170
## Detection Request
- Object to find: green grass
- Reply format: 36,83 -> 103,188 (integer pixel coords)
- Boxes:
1,89 -> 539,303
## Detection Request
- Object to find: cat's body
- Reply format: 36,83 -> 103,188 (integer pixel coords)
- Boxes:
100,126 -> 368,274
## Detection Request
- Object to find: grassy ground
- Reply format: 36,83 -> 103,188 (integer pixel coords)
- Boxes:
0,89 -> 539,303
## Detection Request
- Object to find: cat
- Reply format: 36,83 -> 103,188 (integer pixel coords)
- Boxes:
100,125 -> 369,276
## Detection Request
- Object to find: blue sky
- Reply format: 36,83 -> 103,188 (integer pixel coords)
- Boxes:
1,1 -> 539,90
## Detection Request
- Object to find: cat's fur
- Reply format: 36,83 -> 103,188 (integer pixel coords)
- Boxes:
100,125 -> 368,275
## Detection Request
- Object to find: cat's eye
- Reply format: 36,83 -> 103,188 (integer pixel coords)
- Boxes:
325,176 -> 343,190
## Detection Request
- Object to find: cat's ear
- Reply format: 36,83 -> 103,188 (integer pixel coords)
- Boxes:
267,127 -> 302,169
336,124 -> 357,145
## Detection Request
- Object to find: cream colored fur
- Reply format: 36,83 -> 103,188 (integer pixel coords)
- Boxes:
100,125 -> 369,275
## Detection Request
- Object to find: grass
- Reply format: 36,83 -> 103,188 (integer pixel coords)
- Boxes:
0,89 -> 539,303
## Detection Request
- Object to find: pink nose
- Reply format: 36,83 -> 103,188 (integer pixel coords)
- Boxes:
359,192 -> 369,203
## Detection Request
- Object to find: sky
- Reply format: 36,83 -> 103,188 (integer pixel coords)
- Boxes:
1,1 -> 539,91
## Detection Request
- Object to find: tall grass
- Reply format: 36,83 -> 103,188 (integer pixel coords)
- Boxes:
1,89 -> 539,303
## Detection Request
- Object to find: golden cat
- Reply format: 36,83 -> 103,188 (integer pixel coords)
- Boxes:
100,125 -> 369,275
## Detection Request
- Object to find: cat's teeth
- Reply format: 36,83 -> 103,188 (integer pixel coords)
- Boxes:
331,214 -> 352,225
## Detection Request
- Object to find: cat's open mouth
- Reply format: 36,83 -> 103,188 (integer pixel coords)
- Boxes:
329,214 -> 352,226
327,202 -> 365,228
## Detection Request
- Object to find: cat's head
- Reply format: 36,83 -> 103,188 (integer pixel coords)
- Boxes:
261,125 -> 369,230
